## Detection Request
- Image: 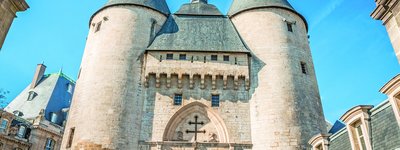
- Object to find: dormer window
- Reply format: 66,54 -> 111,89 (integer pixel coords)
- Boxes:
340,105 -> 373,150
13,111 -> 24,117
17,125 -> 26,138
27,91 -> 37,101
67,83 -> 73,94
50,112 -> 58,124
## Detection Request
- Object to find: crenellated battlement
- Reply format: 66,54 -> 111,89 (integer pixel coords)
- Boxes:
144,51 -> 250,90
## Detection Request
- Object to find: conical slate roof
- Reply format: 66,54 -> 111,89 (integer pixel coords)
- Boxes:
228,0 -> 295,16
105,0 -> 170,15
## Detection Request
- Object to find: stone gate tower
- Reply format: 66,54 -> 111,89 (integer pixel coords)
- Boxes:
62,0 -> 327,149
229,0 -> 327,149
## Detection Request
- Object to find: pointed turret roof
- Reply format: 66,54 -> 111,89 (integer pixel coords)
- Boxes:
228,0 -> 295,16
104,0 -> 170,15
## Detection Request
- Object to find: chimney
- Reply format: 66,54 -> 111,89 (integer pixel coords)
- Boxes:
31,63 -> 46,89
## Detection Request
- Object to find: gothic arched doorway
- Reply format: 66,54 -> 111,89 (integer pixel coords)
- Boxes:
162,102 -> 229,143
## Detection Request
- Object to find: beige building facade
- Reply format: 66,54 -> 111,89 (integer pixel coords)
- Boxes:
62,0 -> 327,149
0,0 -> 28,50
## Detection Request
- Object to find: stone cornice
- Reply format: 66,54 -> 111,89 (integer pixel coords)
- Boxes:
380,74 -> 400,95
371,0 -> 400,24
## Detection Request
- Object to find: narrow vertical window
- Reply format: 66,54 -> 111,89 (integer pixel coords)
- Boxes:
50,112 -> 58,124
191,56 -> 194,63
66,128 -> 75,148
301,62 -> 308,74
45,138 -> 55,150
223,55 -> 230,62
95,21 -> 102,32
235,57 -> 238,65
0,119 -> 8,133
179,54 -> 187,60
204,56 -> 207,63
159,55 -> 163,62
355,125 -> 367,150
166,54 -> 173,60
67,83 -> 73,94
287,22 -> 293,32
174,94 -> 183,105
17,126 -> 26,138
211,95 -> 220,107
211,55 -> 218,61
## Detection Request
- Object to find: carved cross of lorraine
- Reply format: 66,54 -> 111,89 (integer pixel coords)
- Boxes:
186,115 -> 206,141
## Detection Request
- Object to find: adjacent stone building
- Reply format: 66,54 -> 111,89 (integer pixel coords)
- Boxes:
0,64 -> 75,150
308,1 -> 400,150
62,0 -> 327,149
0,0 -> 28,50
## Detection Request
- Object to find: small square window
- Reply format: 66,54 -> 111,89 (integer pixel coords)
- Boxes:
223,55 -> 229,61
179,54 -> 187,60
211,55 -> 218,61
287,23 -> 293,32
166,54 -> 173,60
174,94 -> 183,105
211,95 -> 220,107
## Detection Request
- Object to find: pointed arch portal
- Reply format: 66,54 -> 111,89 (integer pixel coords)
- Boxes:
163,102 -> 229,143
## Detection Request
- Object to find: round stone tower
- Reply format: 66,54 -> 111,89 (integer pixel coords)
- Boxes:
61,1 -> 169,149
228,0 -> 327,149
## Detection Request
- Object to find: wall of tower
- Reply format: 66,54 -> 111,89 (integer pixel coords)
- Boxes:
61,5 -> 167,150
230,8 -> 327,149
0,0 -> 28,49
384,6 -> 400,63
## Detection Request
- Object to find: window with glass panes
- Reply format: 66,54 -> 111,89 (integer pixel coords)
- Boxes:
355,124 -> 367,150
0,119 -> 8,133
45,138 -> 55,150
211,95 -> 220,107
174,94 -> 183,105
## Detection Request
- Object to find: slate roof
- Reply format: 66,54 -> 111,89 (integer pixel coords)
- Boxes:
147,2 -> 249,53
5,72 -> 74,124
228,0 -> 295,16
104,0 -> 170,15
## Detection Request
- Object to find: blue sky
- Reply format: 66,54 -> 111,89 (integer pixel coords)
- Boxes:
0,0 -> 399,123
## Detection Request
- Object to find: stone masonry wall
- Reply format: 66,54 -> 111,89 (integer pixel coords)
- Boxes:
61,5 -> 167,150
231,8 -> 327,149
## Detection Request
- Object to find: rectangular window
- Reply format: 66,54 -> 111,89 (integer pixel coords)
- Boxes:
174,94 -> 183,105
179,54 -> 187,60
17,126 -> 26,138
223,55 -> 230,61
45,138 -> 55,150
287,22 -> 293,32
211,95 -> 220,107
211,55 -> 218,61
166,54 -> 173,60
66,128 -> 75,148
356,125 -> 367,150
301,62 -> 308,74
95,21 -> 102,32
0,119 -> 8,133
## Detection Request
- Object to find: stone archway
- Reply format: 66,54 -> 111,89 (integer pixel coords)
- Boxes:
163,102 -> 229,143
